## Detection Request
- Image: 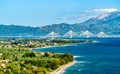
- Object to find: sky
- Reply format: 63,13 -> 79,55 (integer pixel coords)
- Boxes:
0,0 -> 120,27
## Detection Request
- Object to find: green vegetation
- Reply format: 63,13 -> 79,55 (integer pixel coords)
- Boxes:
0,38 -> 92,49
0,47 -> 73,74
0,38 -> 93,74
0,38 -> 83,49
0,38 -> 76,74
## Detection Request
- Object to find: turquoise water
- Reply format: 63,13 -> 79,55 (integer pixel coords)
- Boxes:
31,38 -> 120,74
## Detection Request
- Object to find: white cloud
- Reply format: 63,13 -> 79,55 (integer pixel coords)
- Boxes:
56,8 -> 119,23
86,8 -> 118,13
78,8 -> 119,22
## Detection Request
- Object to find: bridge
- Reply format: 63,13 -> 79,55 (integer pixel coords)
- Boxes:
45,31 -> 59,39
44,30 -> 109,39
63,30 -> 78,38
80,30 -> 94,38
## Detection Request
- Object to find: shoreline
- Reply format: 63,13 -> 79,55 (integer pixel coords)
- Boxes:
51,61 -> 77,74
30,44 -> 68,50
30,40 -> 95,51
30,42 -> 81,51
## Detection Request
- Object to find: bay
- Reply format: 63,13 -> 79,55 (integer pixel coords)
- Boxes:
31,38 -> 120,74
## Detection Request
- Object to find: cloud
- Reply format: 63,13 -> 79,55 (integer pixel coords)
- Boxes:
55,8 -> 119,23
75,8 -> 119,22
85,8 -> 118,13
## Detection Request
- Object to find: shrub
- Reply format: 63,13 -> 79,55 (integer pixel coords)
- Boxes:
22,52 -> 36,57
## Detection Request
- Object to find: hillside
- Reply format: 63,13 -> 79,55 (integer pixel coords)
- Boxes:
0,11 -> 120,36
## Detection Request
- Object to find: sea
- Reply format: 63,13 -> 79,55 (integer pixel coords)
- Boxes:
31,38 -> 120,74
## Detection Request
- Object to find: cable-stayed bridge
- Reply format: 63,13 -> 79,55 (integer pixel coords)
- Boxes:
63,30 -> 78,38
44,31 -> 59,39
80,30 -> 94,38
96,32 -> 108,37
43,30 -> 113,39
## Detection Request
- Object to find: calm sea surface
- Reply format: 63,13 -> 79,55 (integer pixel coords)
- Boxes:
31,38 -> 120,74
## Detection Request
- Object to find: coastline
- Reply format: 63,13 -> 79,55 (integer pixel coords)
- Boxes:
30,42 -> 81,51
30,44 -> 68,50
51,61 -> 76,74
29,42 -> 83,74
30,40 -> 95,51
30,43 -> 78,74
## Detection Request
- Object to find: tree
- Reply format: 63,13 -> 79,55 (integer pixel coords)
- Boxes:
22,52 -> 36,57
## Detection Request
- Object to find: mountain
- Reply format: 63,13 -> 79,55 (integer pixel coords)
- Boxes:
0,11 -> 120,36
0,25 -> 40,36
40,11 -> 120,35
38,23 -> 82,35
81,11 -> 120,34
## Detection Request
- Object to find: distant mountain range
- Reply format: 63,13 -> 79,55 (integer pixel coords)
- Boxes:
81,11 -> 120,34
0,11 -> 120,36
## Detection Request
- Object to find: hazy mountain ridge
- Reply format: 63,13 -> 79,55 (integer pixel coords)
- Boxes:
0,11 -> 120,36
78,11 -> 120,34
0,25 -> 39,36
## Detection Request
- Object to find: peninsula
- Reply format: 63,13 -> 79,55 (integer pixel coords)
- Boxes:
0,38 -> 92,74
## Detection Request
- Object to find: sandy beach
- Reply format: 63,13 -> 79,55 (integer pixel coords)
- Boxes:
51,61 -> 76,74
